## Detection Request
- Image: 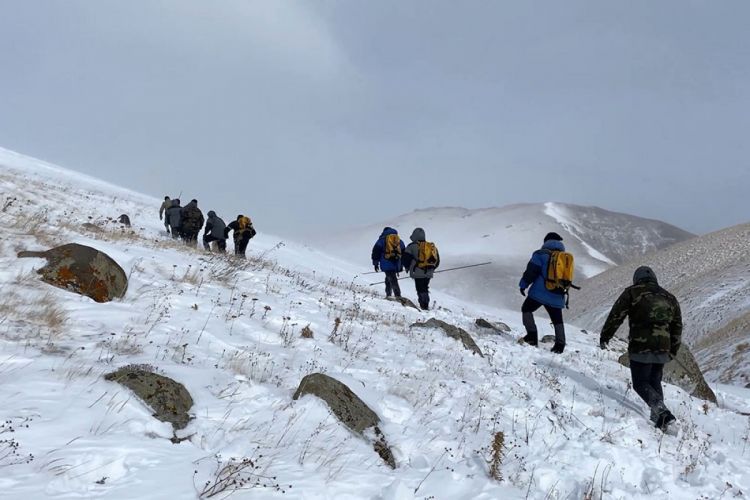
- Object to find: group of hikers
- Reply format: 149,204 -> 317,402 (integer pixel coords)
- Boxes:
158,196 -> 257,258
372,228 -> 682,431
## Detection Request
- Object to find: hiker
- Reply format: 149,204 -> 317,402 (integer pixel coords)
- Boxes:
599,266 -> 682,430
202,211 -> 227,253
166,198 -> 182,239
371,227 -> 406,298
225,214 -> 256,258
180,199 -> 205,245
402,228 -> 439,310
159,196 -> 171,234
518,232 -> 569,353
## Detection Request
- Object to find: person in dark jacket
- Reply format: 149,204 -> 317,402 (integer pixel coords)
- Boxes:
371,227 -> 406,298
402,227 -> 440,310
159,196 -> 171,234
180,199 -> 205,245
166,199 -> 182,239
518,232 -> 568,353
599,266 -> 682,430
225,215 -> 256,258
202,210 -> 227,253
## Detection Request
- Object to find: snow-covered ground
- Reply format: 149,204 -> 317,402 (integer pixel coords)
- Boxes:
315,203 -> 693,311
1,147 -> 749,499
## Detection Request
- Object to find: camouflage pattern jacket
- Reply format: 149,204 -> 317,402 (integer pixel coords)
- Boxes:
600,281 -> 682,356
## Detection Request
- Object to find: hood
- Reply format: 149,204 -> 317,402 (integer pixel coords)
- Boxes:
542,239 -> 565,252
207,211 -> 216,218
633,266 -> 658,285
171,200 -> 180,207
380,227 -> 398,238
410,228 -> 426,242
185,200 -> 197,209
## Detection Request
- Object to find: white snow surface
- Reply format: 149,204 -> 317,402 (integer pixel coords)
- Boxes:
316,203 -> 692,311
1,147 -> 749,499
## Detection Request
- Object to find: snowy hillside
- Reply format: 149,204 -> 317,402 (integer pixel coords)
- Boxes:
1,147 -> 749,499
568,222 -> 750,387
316,203 -> 693,310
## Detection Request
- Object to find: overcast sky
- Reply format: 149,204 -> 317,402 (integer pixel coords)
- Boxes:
1,1 -> 748,236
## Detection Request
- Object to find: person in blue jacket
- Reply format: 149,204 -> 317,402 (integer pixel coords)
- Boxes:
371,227 -> 406,298
518,232 -> 568,353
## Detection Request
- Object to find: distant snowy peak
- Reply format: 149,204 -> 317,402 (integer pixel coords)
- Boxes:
542,202 -> 694,265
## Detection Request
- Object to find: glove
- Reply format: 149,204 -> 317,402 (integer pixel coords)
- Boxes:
159,215 -> 163,221
520,288 -> 526,297
599,340 -> 608,350
374,264 -> 379,272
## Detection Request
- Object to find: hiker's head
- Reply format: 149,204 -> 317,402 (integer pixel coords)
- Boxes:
544,232 -> 563,243
633,266 -> 658,285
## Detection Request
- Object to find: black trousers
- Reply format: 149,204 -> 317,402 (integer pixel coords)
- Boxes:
384,271 -> 401,297
415,278 -> 430,309
630,360 -> 665,410
203,234 -> 227,252
521,297 -> 563,324
234,234 -> 251,257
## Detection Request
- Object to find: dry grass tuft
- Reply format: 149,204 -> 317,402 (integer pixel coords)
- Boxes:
488,431 -> 505,481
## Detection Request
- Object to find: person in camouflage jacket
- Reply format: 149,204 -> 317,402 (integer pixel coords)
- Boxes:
180,199 -> 205,245
599,266 -> 682,429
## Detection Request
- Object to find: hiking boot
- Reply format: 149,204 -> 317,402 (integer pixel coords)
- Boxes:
550,343 -> 565,354
655,410 -> 676,430
521,334 -> 538,347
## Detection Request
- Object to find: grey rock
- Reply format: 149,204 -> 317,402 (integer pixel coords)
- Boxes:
118,214 -> 131,227
475,318 -> 511,333
105,365 -> 193,431
81,222 -> 105,233
293,373 -> 395,468
411,318 -> 483,357
618,345 -> 717,403
18,243 -> 128,302
540,335 -> 556,344
387,296 -> 420,310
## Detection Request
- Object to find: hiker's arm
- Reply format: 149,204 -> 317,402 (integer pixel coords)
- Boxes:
519,255 -> 541,289
371,240 -> 382,265
600,290 -> 631,344
669,301 -> 683,357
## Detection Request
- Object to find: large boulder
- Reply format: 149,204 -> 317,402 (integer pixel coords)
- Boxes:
18,243 -> 127,302
618,345 -> 717,403
293,373 -> 395,468
411,318 -> 484,357
105,365 -> 193,431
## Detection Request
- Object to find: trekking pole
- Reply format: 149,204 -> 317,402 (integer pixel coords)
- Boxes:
368,261 -> 492,285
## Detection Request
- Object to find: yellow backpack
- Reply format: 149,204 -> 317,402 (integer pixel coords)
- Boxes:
238,216 -> 252,230
417,241 -> 439,269
383,234 -> 402,261
545,251 -> 576,292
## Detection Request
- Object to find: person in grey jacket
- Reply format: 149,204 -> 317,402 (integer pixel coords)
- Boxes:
401,227 -> 440,310
202,211 -> 227,252
166,199 -> 182,239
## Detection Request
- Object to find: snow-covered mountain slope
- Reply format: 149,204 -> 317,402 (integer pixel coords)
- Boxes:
1,147 -> 749,499
316,203 -> 693,309
568,222 -> 750,386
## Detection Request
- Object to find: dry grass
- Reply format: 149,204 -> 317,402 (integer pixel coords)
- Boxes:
488,431 -> 505,481
0,290 -> 68,342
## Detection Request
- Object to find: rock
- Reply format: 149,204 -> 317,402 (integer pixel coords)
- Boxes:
387,296 -> 420,310
541,335 -> 556,344
104,365 -> 193,430
81,222 -> 105,233
411,318 -> 483,357
618,346 -> 717,403
293,373 -> 395,468
475,318 -> 511,333
118,214 -> 131,227
17,243 -> 128,302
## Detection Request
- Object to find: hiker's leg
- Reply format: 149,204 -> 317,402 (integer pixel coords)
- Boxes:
415,278 -> 430,310
544,305 -> 566,349
630,361 -> 664,409
521,297 -> 542,344
384,271 -> 394,297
